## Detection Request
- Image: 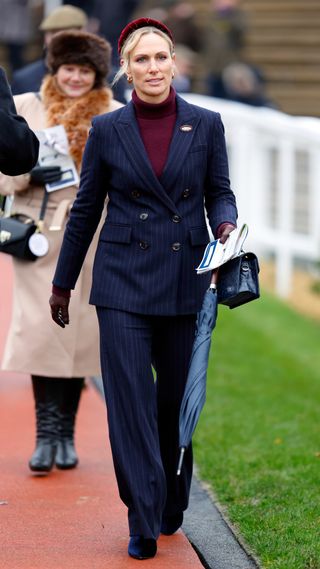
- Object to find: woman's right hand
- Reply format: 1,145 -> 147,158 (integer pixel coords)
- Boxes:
30,166 -> 62,185
49,294 -> 70,328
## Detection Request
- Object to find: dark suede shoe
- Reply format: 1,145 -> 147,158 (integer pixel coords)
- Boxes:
160,512 -> 183,535
128,536 -> 157,560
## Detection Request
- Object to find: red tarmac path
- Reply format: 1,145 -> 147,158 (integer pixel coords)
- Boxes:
0,255 -> 203,569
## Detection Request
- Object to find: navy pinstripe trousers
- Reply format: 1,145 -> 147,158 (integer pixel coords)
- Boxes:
96,307 -> 196,539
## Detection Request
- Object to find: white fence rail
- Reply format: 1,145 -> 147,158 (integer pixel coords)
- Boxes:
183,94 -> 320,297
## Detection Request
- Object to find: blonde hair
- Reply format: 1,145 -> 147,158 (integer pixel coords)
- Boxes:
113,27 -> 175,85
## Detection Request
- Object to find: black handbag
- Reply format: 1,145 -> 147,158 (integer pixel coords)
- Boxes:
217,252 -> 260,309
0,192 -> 49,261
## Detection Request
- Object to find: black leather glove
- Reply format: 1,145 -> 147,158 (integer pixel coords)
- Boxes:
30,165 -> 62,185
218,223 -> 236,244
49,294 -> 70,328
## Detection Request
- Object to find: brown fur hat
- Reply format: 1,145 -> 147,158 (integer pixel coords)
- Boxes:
46,30 -> 111,88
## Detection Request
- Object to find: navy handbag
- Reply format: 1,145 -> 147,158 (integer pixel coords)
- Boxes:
217,252 -> 260,309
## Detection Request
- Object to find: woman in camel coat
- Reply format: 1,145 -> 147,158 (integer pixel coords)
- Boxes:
0,30 -> 122,473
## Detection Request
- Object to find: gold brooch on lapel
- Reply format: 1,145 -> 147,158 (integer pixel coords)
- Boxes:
179,124 -> 193,132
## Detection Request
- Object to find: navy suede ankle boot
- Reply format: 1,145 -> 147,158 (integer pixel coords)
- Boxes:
128,536 -> 157,559
160,512 -> 183,535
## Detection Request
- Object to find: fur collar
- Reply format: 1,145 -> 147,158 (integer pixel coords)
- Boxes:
40,75 -> 112,169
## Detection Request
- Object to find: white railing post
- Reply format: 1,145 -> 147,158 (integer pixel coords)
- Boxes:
275,138 -> 295,297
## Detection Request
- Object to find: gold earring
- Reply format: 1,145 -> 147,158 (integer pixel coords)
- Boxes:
127,75 -> 133,83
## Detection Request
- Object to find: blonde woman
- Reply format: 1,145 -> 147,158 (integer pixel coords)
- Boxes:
50,18 -> 237,559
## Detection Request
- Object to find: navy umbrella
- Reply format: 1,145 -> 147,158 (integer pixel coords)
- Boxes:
177,285 -> 218,475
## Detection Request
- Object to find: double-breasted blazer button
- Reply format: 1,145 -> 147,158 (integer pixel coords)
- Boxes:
139,241 -> 149,250
172,242 -> 181,251
182,188 -> 190,198
131,190 -> 141,199
139,212 -> 148,221
172,214 -> 181,223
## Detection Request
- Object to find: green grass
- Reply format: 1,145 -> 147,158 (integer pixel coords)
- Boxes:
193,291 -> 320,569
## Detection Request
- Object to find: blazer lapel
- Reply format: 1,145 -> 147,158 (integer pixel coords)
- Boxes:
113,102 -> 180,215
160,95 -> 201,192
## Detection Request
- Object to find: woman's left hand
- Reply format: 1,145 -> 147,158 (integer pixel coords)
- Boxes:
211,223 -> 236,286
49,294 -> 70,328
218,223 -> 236,244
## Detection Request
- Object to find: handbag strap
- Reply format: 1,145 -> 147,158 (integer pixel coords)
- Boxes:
36,190 -> 49,232
39,190 -> 49,222
0,195 -> 7,214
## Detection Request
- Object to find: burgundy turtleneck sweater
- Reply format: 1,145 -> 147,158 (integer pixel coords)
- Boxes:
132,87 -> 177,178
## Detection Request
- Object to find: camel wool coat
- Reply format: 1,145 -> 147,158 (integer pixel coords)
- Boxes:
0,90 -> 122,377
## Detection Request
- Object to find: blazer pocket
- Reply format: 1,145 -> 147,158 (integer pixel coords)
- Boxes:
189,144 -> 207,153
99,223 -> 132,244
189,226 -> 210,246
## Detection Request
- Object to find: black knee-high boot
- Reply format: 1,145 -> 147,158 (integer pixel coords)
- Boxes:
55,378 -> 84,470
29,376 -> 60,472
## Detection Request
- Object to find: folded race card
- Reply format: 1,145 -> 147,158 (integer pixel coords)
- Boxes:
35,125 -> 79,192
196,223 -> 249,274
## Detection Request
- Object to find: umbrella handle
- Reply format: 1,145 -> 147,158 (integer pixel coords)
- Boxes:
210,269 -> 219,288
176,447 -> 186,476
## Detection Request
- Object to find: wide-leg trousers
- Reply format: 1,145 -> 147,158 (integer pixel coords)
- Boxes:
96,307 -> 197,539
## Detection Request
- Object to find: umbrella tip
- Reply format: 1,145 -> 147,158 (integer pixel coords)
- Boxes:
176,447 -> 186,476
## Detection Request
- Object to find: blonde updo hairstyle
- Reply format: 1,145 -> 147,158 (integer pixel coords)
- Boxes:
113,26 -> 175,85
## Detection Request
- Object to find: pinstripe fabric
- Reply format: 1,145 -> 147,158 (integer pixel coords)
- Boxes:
97,307 -> 196,539
52,94 -> 238,540
53,94 -> 237,315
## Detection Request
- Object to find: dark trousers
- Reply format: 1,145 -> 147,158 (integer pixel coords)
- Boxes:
96,308 -> 196,539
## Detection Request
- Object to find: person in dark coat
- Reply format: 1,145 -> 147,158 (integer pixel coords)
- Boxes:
204,0 -> 248,98
0,67 -> 38,176
88,0 -> 140,66
49,18 -> 237,561
0,0 -> 33,73
161,0 -> 202,54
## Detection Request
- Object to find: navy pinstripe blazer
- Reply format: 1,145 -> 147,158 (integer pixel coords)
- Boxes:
53,94 -> 237,315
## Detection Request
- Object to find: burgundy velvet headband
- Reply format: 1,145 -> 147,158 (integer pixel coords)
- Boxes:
118,17 -> 174,55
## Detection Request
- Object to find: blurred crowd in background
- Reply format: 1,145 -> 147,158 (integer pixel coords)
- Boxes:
0,0 -> 276,109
